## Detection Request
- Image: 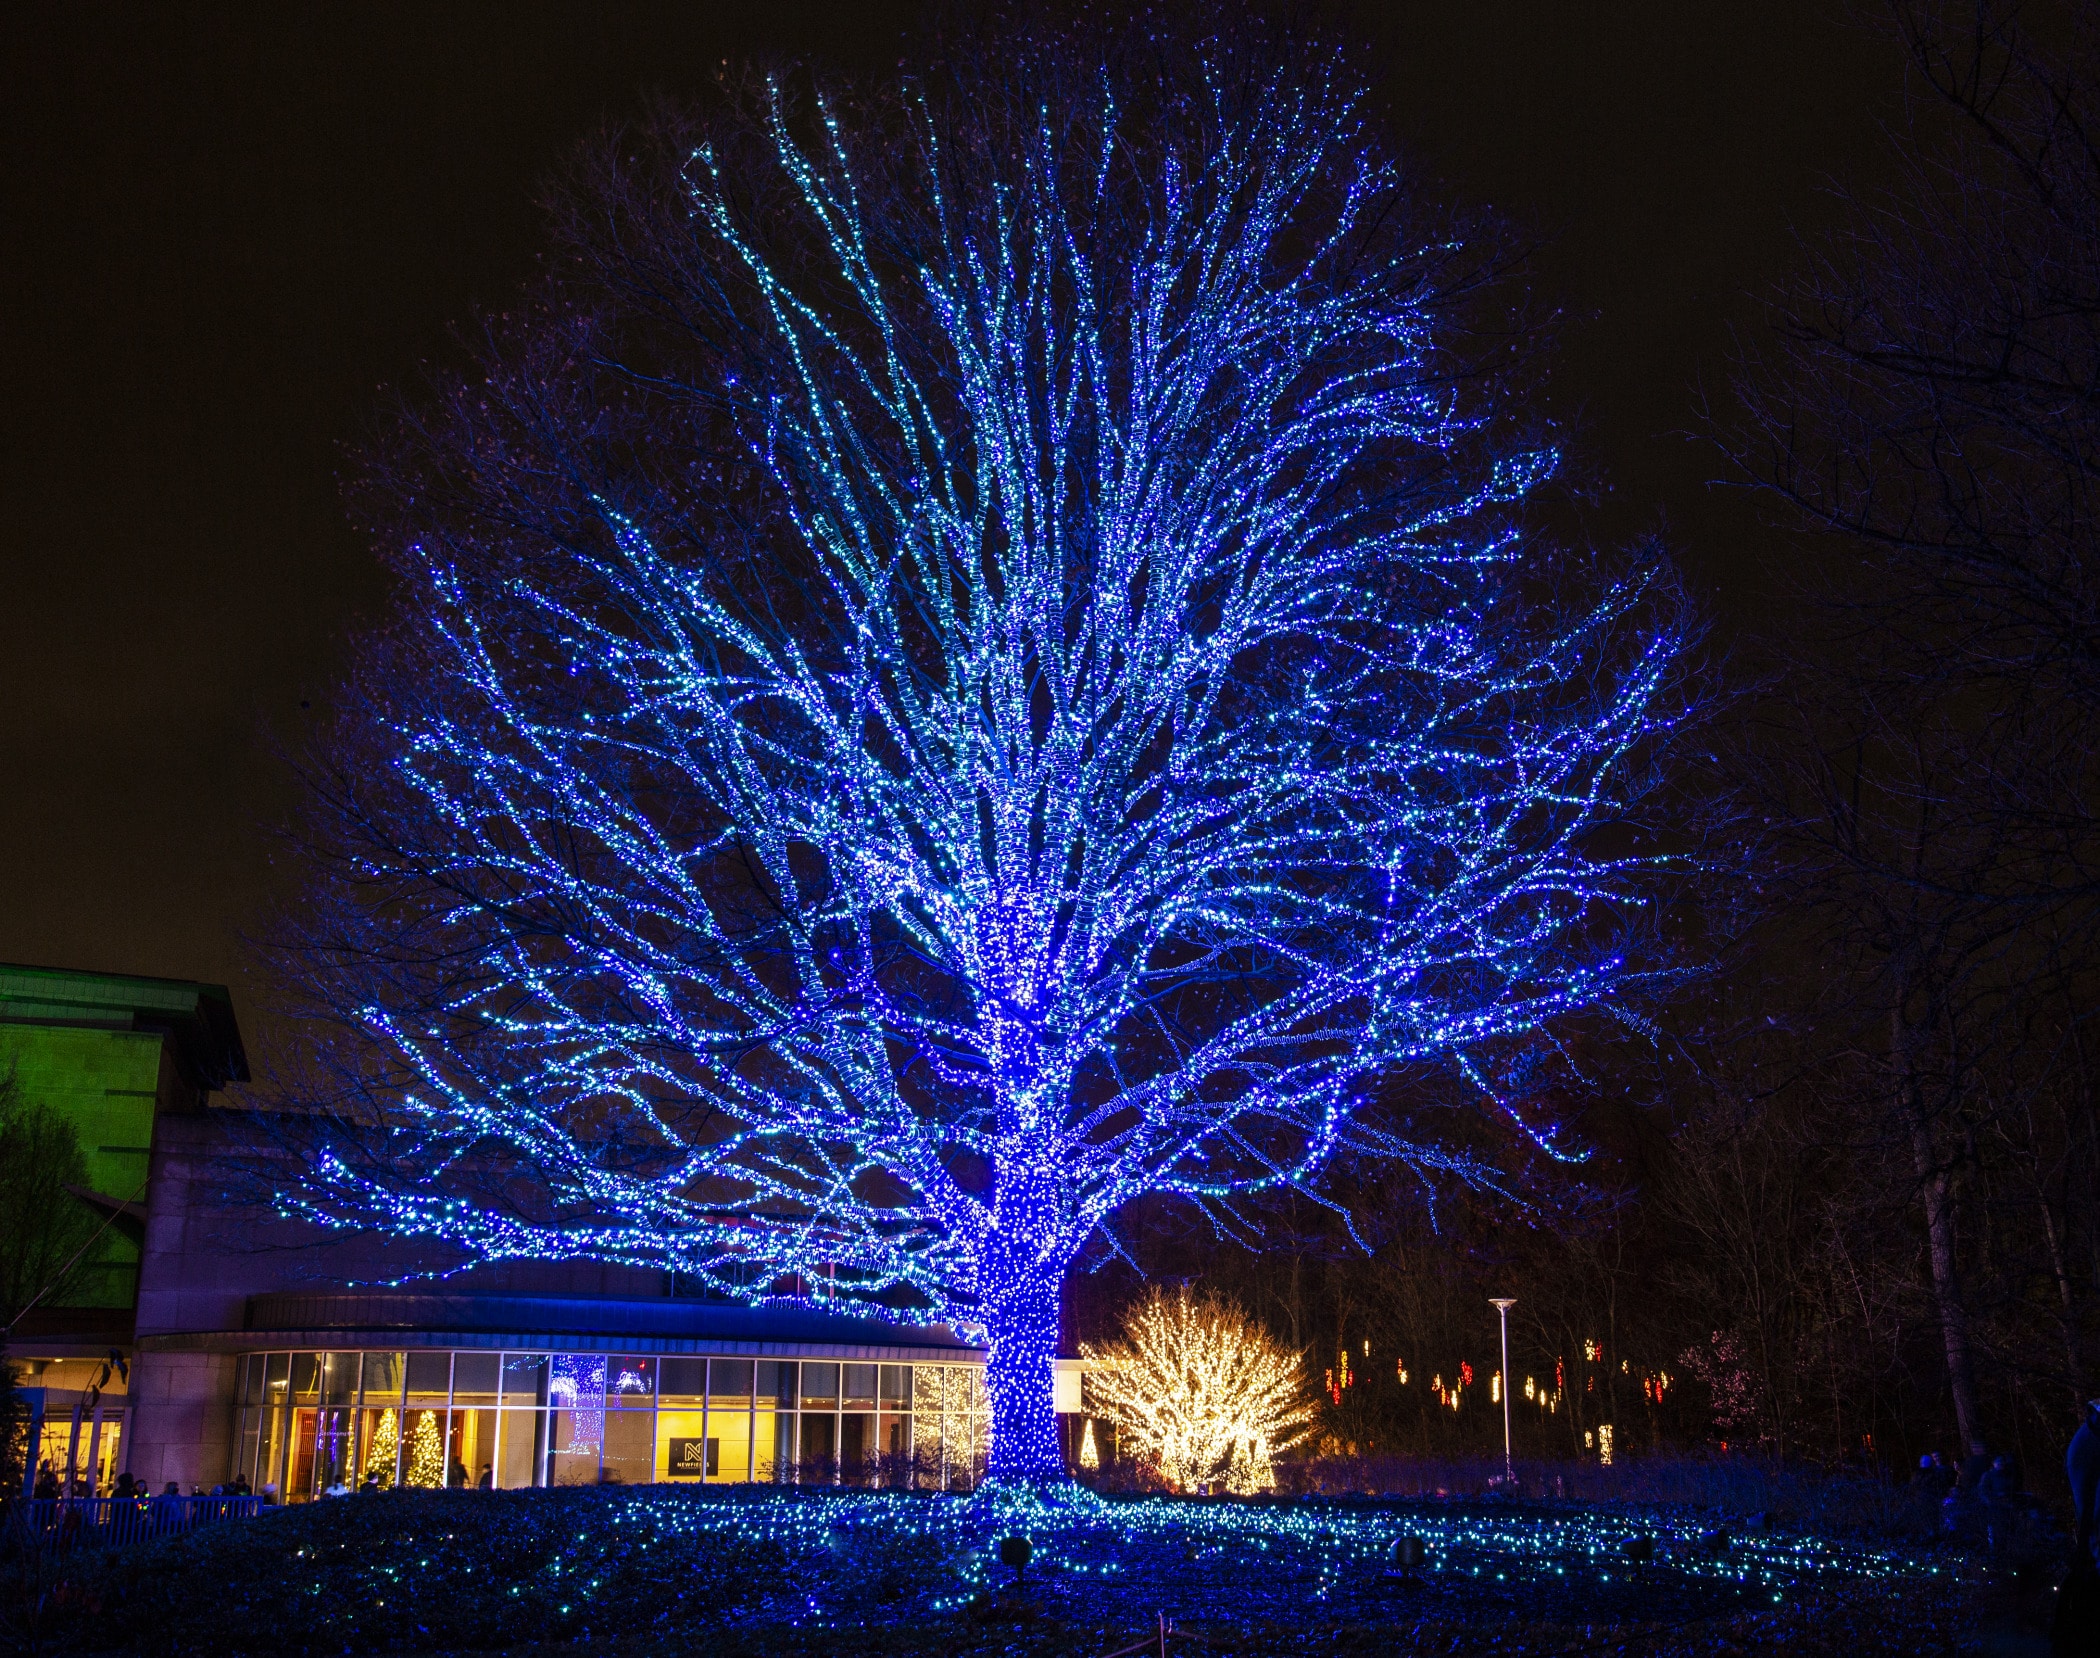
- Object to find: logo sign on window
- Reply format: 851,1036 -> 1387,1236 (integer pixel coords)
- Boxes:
666,1437 -> 718,1478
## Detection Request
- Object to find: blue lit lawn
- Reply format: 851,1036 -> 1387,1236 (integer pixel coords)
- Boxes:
33,1484 -> 1989,1655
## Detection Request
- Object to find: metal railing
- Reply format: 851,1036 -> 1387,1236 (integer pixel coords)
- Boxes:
3,1494 -> 265,1554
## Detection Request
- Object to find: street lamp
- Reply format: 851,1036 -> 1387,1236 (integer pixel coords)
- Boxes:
1490,1298 -> 1517,1487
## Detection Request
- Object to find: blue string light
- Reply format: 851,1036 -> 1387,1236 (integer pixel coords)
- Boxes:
292,36 -> 1694,1483
253,1484 -> 1966,1638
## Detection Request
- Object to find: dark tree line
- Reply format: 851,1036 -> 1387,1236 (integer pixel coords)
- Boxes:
1723,0 -> 2100,1465
1076,0 -> 2100,1486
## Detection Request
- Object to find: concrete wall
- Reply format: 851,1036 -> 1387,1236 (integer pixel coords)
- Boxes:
123,1348 -> 237,1493
134,1113 -> 674,1344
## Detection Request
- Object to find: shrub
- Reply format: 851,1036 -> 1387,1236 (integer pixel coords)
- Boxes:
27,1486 -> 953,1655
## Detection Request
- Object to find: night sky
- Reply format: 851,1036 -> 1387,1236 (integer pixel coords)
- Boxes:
1,3 -> 1904,1043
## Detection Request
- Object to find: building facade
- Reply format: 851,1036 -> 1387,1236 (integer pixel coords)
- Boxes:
6,964 -> 1058,1499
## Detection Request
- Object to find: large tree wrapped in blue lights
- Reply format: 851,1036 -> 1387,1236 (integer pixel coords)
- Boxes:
288,15 -> 1694,1481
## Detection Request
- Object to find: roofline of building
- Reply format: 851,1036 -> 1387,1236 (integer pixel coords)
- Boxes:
0,961 -> 249,1089
122,1291 -> 993,1364
138,1329 -> 991,1363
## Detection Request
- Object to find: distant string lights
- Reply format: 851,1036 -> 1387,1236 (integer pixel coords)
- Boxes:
1316,1327 -> 1683,1463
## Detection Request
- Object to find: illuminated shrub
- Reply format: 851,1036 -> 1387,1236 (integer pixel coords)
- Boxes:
1081,1287 -> 1315,1492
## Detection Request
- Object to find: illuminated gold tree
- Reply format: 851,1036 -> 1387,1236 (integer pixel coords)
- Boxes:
362,1408 -> 399,1486
1080,1287 -> 1314,1492
404,1410 -> 446,1488
1223,1432 -> 1275,1496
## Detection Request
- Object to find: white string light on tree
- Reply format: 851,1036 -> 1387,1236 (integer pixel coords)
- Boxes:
1081,1286 -> 1315,1493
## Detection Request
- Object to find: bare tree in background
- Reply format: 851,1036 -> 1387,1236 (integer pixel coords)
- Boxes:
0,1067 -> 97,1328
1729,0 -> 2100,1453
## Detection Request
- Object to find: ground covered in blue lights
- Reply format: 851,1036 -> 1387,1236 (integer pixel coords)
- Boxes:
28,1484 -> 1997,1655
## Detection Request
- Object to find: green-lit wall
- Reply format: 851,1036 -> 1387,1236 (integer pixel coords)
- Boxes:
0,1023 -> 161,1309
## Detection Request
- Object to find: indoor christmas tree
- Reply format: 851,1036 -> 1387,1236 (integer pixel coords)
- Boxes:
405,1410 -> 446,1488
361,1408 -> 399,1487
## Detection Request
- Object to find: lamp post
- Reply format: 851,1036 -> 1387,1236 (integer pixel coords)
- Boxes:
1490,1298 -> 1517,1487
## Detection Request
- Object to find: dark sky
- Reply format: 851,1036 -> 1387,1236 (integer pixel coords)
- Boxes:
0,3 -> 1906,1045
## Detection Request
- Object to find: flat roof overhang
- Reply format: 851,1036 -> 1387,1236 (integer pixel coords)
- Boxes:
134,1291 -> 988,1364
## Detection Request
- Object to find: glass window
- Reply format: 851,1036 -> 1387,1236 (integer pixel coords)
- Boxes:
451,1352 -> 499,1404
602,1412 -> 652,1484
911,1409 -> 942,1489
912,1364 -> 942,1418
658,1357 -> 705,1407
314,1408 -> 354,1493
948,1400 -> 987,1490
264,1352 -> 290,1404
404,1351 -> 451,1404
287,1408 -> 320,1502
879,1364 -> 911,1406
496,1410 -> 545,1488
840,1412 -> 876,1484
256,1404 -> 288,1498
289,1352 -> 321,1402
77,1417 -> 122,1496
361,1352 -> 404,1408
716,1412 -> 756,1483
550,1353 -> 604,1410
358,1404 -> 403,1488
657,1410 -> 707,1479
763,1414 -> 793,1484
879,1411 -> 910,1483
756,1359 -> 797,1410
548,1412 -> 601,1486
707,1359 -> 753,1406
240,1355 -> 264,1406
547,1354 -> 605,1486
798,1412 -> 836,1480
607,1356 -> 654,1405
401,1406 -> 448,1486
842,1364 -> 877,1410
800,1362 -> 839,1410
500,1354 -> 549,1406
321,1351 -> 360,1408
451,1408 -> 497,1489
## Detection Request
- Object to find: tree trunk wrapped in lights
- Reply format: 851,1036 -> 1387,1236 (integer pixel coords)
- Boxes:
281,12 -> 1699,1483
1081,1286 -> 1315,1492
